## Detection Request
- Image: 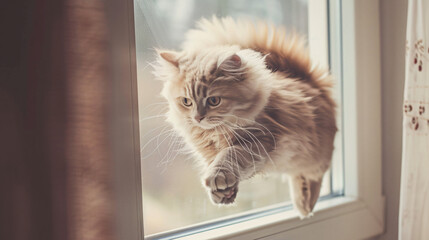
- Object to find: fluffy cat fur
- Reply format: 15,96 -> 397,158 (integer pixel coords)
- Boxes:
153,17 -> 337,217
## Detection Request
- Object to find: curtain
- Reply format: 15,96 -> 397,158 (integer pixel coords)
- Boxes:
65,1 -> 115,240
399,0 -> 429,239
0,1 -> 116,240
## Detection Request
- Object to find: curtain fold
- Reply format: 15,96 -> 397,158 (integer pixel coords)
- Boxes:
64,1 -> 115,240
0,1 -> 117,240
399,0 -> 429,239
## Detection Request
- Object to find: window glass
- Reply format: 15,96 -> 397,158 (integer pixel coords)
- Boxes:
134,0 -> 340,236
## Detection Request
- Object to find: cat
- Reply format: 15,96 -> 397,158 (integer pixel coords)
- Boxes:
153,17 -> 337,217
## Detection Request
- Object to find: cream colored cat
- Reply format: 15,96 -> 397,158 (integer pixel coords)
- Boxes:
153,17 -> 337,217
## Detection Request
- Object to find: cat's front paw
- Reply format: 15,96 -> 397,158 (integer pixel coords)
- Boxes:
204,169 -> 238,204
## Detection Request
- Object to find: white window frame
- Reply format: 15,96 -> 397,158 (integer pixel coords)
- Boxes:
108,0 -> 385,239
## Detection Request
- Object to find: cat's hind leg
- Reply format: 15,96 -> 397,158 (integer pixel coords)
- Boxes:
288,175 -> 322,218
308,177 -> 323,212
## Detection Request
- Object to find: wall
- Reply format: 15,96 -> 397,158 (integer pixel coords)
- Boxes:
376,0 -> 408,239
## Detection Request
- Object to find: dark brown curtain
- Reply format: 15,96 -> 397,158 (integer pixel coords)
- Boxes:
1,1 -> 116,240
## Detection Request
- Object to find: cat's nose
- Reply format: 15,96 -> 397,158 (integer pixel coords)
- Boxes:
194,115 -> 205,123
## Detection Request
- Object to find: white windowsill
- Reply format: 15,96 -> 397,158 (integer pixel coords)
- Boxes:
154,196 -> 382,240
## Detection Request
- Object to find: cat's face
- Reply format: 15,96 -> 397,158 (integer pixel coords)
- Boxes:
156,47 -> 270,130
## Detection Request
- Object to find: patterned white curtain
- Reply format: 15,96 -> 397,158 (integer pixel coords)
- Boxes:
399,0 -> 429,239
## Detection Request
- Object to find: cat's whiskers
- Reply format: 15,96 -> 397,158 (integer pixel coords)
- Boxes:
240,125 -> 277,169
141,127 -> 176,159
215,126 -> 242,180
219,125 -> 241,178
139,113 -> 169,122
159,130 -> 178,163
156,125 -> 174,158
168,140 -> 187,166
223,117 -> 264,160
212,126 -> 230,179
156,132 -> 190,173
223,114 -> 277,150
141,125 -> 171,151
213,120 -> 264,175
144,60 -> 157,71
222,125 -> 248,178
224,125 -> 259,175
226,122 -> 277,169
232,125 -> 263,163
159,132 -> 181,168
140,102 -> 169,120
142,124 -> 185,166
141,101 -> 169,111
140,123 -> 170,139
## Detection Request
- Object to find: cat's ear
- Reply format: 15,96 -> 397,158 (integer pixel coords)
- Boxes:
159,50 -> 179,68
218,54 -> 242,72
217,54 -> 244,80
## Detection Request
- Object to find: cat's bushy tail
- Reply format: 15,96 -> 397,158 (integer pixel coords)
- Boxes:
183,16 -> 333,91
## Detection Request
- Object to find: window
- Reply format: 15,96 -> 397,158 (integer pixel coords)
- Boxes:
122,0 -> 385,239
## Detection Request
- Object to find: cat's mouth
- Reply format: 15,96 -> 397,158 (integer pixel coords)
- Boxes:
193,117 -> 224,129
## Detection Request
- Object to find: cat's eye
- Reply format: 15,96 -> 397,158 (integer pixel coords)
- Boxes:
207,96 -> 221,106
182,97 -> 192,107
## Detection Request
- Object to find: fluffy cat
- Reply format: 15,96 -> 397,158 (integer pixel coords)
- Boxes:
153,17 -> 337,217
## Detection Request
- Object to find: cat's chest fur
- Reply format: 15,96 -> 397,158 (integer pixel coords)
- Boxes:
187,121 -> 278,166
187,127 -> 230,164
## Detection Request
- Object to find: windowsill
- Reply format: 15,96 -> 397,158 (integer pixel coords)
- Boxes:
146,195 -> 384,240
